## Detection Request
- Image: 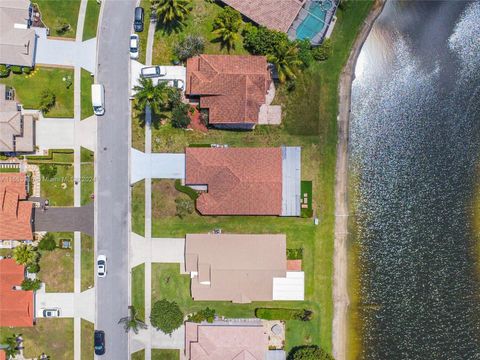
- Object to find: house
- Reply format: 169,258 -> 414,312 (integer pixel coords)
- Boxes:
185,320 -> 282,360
185,233 -> 304,303
0,173 -> 33,242
0,0 -> 36,67
0,258 -> 34,327
185,146 -> 301,216
185,54 -> 281,129
0,84 -> 35,153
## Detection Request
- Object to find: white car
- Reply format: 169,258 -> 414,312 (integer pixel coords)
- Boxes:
43,308 -> 60,317
130,34 -> 139,59
97,255 -> 107,278
167,79 -> 185,91
141,66 -> 167,78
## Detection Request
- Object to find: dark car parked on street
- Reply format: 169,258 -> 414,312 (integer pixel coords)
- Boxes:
133,7 -> 144,32
94,330 -> 105,355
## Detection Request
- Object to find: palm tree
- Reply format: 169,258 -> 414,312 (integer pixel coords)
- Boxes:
118,306 -> 148,334
212,7 -> 242,51
133,77 -> 172,115
152,0 -> 191,25
1,334 -> 20,358
267,42 -> 302,83
13,244 -> 38,266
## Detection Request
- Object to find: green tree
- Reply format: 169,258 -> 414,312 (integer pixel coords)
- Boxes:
152,0 -> 191,25
133,78 -> 172,115
187,307 -> 215,323
171,103 -> 191,129
150,299 -> 184,335
288,345 -> 334,360
243,24 -> 289,55
39,89 -> 56,113
212,7 -> 242,50
174,35 -> 205,61
267,42 -> 302,83
38,233 -> 57,251
2,334 -> 20,358
13,244 -> 38,266
118,306 -> 148,334
175,197 -> 194,218
312,39 -> 332,61
40,164 -> 58,180
21,278 -> 42,291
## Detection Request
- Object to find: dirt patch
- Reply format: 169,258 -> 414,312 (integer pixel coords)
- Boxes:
152,180 -> 190,218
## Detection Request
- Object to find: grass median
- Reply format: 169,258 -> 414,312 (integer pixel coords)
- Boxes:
83,0 -> 101,40
132,263 -> 146,321
81,319 -> 94,360
81,233 -> 95,291
81,147 -> 94,206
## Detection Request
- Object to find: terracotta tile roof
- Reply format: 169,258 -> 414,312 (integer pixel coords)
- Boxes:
0,259 -> 34,327
185,55 -> 271,126
0,350 -> 5,360
287,259 -> 302,271
185,147 -> 282,215
0,173 -> 33,241
221,0 -> 306,32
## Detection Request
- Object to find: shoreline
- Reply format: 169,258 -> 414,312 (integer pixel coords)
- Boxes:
331,1 -> 387,360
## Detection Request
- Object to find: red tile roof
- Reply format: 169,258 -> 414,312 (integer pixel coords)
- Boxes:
185,147 -> 282,215
185,55 -> 271,126
0,173 -> 33,241
0,259 -> 34,327
0,350 -> 5,360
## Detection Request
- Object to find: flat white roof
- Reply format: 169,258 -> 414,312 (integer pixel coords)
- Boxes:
272,271 -> 304,301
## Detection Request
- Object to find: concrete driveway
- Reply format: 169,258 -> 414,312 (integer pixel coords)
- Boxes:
35,288 -> 95,322
130,233 -> 185,268
130,60 -> 186,95
131,148 -> 185,183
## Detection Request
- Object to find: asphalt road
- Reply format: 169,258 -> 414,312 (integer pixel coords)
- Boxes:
96,0 -> 136,359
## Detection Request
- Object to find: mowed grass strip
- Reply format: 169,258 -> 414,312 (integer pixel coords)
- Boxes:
35,0 -> 81,38
152,349 -> 180,360
83,0 -> 101,40
81,147 -> 95,206
132,180 -> 146,236
81,68 -> 94,120
81,233 -> 95,291
81,319 -> 94,360
132,350 -> 145,360
132,264 -> 146,321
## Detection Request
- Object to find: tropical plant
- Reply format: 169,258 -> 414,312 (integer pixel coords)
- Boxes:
175,197 -> 194,218
133,78 -> 172,115
39,164 -> 58,180
312,39 -> 332,61
38,233 -> 57,251
39,89 -> 56,113
267,42 -> 302,83
150,299 -> 184,335
152,0 -> 191,25
0,64 -> 10,77
296,39 -> 315,67
21,278 -> 42,291
174,35 -> 205,61
2,334 -> 20,357
187,307 -> 215,323
288,345 -> 334,360
212,7 -> 242,50
13,244 -> 38,266
243,24 -> 289,56
171,103 -> 191,128
27,263 -> 40,273
10,65 -> 23,74
118,306 -> 148,334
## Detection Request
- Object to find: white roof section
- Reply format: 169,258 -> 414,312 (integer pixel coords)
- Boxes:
131,148 -> 185,183
272,271 -> 304,301
130,60 -> 186,96
281,146 -> 301,216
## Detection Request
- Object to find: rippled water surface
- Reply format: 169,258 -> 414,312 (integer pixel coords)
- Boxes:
350,1 -> 480,358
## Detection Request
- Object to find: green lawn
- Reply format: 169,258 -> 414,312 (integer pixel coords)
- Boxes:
0,67 -> 74,118
81,233 -> 95,291
132,350 -> 145,360
132,263 -> 145,321
132,110 -> 146,152
152,0 -> 248,64
39,152 -> 74,206
136,0 -> 152,65
0,168 -> 19,173
81,68 -> 94,120
81,319 -> 94,360
132,180 -> 146,236
81,147 -> 94,206
0,319 -> 74,359
38,232 -> 74,292
83,0 -> 101,40
152,349 -> 180,360
35,0 -> 81,38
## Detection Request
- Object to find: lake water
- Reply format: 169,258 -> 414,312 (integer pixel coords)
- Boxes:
349,1 -> 480,358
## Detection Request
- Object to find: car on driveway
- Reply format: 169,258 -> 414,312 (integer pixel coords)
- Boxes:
97,255 -> 107,278
94,330 -> 105,355
133,7 -> 144,32
43,308 -> 60,317
141,66 -> 167,78
130,34 -> 139,59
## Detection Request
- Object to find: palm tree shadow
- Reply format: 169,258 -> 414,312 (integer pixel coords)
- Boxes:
156,19 -> 185,35
210,36 -> 233,53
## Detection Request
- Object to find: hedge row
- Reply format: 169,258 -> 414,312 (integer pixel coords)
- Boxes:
255,308 -> 313,321
25,149 -> 74,161
174,179 -> 199,200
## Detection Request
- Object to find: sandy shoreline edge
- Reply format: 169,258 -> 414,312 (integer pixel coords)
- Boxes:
331,1 -> 387,360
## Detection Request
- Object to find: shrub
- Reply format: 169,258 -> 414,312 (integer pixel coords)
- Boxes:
38,233 -> 57,251
23,67 -> 33,74
171,103 -> 191,128
255,308 -> 313,321
21,278 -> 42,291
54,19 -> 71,35
243,24 -> 289,56
287,248 -> 303,260
13,244 -> 38,266
175,198 -> 194,218
150,299 -> 184,335
312,39 -> 332,61
187,307 -> 215,323
174,179 -> 199,200
296,39 -> 314,68
27,263 -> 40,273
39,89 -> 56,113
174,35 -> 205,62
0,64 -> 10,77
10,65 -> 23,74
40,163 -> 58,180
168,88 -> 183,108
301,208 -> 314,218
288,345 -> 334,360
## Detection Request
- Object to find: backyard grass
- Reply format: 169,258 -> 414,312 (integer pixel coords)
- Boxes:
38,232 -> 74,292
0,319 -> 74,359
81,320 -> 94,360
39,152 -> 74,206
0,67 -> 74,118
132,350 -> 145,360
132,263 -> 146,321
132,180 -> 146,236
81,147 -> 95,205
83,0 -> 101,40
35,0 -> 81,38
81,233 -> 95,291
152,349 -> 180,360
81,68 -> 94,120
152,0 -> 248,64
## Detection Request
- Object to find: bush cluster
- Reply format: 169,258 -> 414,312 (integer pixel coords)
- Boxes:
174,179 -> 199,200
150,299 -> 184,335
255,308 -> 313,321
174,35 -> 205,62
187,307 -> 215,323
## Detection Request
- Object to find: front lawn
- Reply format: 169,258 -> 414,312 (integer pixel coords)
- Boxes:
81,147 -> 94,206
38,232 -> 74,292
38,152 -> 74,206
83,0 -> 101,40
132,350 -> 145,360
81,319 -> 94,360
132,180 -> 146,236
0,319 -> 74,359
152,349 -> 180,360
81,68 -> 94,120
0,67 -> 74,118
132,263 -> 145,321
35,0 -> 81,38
81,233 -> 94,291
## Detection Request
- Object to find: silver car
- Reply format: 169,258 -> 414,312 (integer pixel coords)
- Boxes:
43,308 -> 60,317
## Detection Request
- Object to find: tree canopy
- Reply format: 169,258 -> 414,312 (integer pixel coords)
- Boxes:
150,299 -> 184,335
288,345 -> 334,360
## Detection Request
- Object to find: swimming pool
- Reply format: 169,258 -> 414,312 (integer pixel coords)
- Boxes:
295,0 -> 334,41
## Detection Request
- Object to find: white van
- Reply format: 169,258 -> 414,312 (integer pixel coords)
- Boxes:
91,84 -> 105,116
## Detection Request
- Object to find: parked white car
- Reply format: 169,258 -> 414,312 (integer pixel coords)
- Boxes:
43,308 -> 60,317
167,79 -> 185,91
141,66 -> 166,78
130,34 -> 139,59
97,255 -> 107,278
